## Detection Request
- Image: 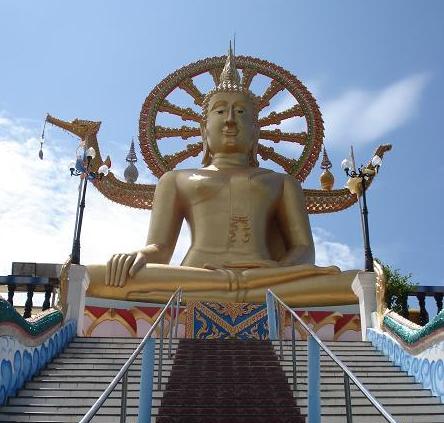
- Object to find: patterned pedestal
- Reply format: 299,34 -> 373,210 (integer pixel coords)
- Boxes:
83,302 -> 361,341
185,302 -> 269,340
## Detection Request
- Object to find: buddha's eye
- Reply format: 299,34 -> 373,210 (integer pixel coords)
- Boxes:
236,109 -> 244,114
216,109 -> 224,115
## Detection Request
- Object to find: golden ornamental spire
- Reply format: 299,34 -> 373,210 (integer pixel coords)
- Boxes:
218,41 -> 241,90
320,146 -> 335,190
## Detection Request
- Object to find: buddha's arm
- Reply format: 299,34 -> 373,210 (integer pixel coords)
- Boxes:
142,171 -> 183,263
106,171 -> 183,286
276,176 -> 315,266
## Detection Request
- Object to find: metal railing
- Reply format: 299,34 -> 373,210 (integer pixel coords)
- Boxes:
266,289 -> 397,423
79,288 -> 182,423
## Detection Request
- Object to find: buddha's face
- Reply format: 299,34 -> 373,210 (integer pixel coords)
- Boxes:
203,91 -> 258,156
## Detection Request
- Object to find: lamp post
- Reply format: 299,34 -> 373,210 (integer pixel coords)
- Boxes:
69,144 -> 109,264
341,154 -> 383,273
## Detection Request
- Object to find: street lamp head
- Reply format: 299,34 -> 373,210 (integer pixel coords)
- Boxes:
371,155 -> 382,169
68,160 -> 76,176
86,147 -> 96,160
341,158 -> 353,173
98,164 -> 109,178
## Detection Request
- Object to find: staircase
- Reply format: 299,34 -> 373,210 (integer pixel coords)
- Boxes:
0,337 -> 443,422
156,339 -> 304,423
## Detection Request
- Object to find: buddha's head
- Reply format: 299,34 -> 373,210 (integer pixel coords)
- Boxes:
201,46 -> 259,166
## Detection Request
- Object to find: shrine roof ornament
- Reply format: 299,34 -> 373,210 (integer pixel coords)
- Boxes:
46,51 -> 391,214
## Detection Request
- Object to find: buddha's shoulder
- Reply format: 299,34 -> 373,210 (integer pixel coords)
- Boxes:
254,168 -> 295,181
159,169 -> 210,185
255,167 -> 282,176
161,169 -> 207,180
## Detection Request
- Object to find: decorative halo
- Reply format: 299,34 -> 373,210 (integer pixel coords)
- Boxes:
139,55 -> 324,181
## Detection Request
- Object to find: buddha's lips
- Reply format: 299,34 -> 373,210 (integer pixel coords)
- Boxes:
222,129 -> 239,136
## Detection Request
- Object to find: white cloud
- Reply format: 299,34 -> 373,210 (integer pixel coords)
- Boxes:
313,227 -> 360,269
261,73 -> 429,150
323,73 -> 430,147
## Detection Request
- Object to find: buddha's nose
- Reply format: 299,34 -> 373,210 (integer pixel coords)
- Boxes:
225,107 -> 236,128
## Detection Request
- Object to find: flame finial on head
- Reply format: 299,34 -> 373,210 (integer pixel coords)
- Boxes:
202,41 -> 258,123
218,41 -> 241,90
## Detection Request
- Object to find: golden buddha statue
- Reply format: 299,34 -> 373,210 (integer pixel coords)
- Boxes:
86,47 -> 359,307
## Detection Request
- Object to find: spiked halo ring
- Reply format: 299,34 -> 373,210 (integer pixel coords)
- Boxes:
139,55 -> 324,182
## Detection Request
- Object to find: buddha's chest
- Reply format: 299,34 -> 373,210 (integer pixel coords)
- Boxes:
178,170 -> 281,211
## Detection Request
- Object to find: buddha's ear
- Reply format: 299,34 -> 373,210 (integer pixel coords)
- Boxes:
249,123 -> 260,167
200,122 -> 206,139
200,123 -> 211,166
249,141 -> 259,167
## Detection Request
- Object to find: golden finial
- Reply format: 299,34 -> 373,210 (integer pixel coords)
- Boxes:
218,40 -> 241,90
320,146 -> 335,190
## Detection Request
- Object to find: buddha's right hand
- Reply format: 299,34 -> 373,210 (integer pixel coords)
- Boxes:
105,252 -> 148,287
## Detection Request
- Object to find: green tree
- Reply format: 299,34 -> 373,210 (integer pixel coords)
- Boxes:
378,260 -> 417,318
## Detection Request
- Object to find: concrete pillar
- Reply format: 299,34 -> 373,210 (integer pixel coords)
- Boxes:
56,264 -> 90,336
352,272 -> 377,341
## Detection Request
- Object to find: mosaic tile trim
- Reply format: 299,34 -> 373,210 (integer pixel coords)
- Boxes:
0,320 -> 76,405
368,328 -> 444,403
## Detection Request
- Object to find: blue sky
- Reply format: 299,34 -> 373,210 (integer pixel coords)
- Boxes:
1,1 -> 443,304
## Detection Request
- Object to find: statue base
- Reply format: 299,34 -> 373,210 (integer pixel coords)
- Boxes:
83,297 -> 361,341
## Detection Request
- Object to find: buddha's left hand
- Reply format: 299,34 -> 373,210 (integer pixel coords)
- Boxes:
105,251 -> 147,287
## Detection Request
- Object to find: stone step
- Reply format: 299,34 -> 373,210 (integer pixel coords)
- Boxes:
164,381 -> 424,391
63,343 -> 173,349
15,389 -> 164,398
25,381 -> 151,390
0,414 -> 305,423
282,361 -> 397,368
50,358 -> 173,365
8,400 -> 144,409
320,417 -> 444,423
61,349 -> 171,355
45,363 -> 170,370
38,369 -> 170,377
12,394 -> 437,409
274,342 -> 374,349
14,387 -> 435,401
70,337 -> 180,348
273,344 -> 375,349
0,415 -> 441,423
0,404 -> 304,415
165,388 -> 435,398
300,403 -> 444,416
167,369 -> 405,378
159,374 -> 416,384
71,338 -> 370,347
156,406 -> 303,415
170,353 -> 388,360
0,407 -> 138,416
